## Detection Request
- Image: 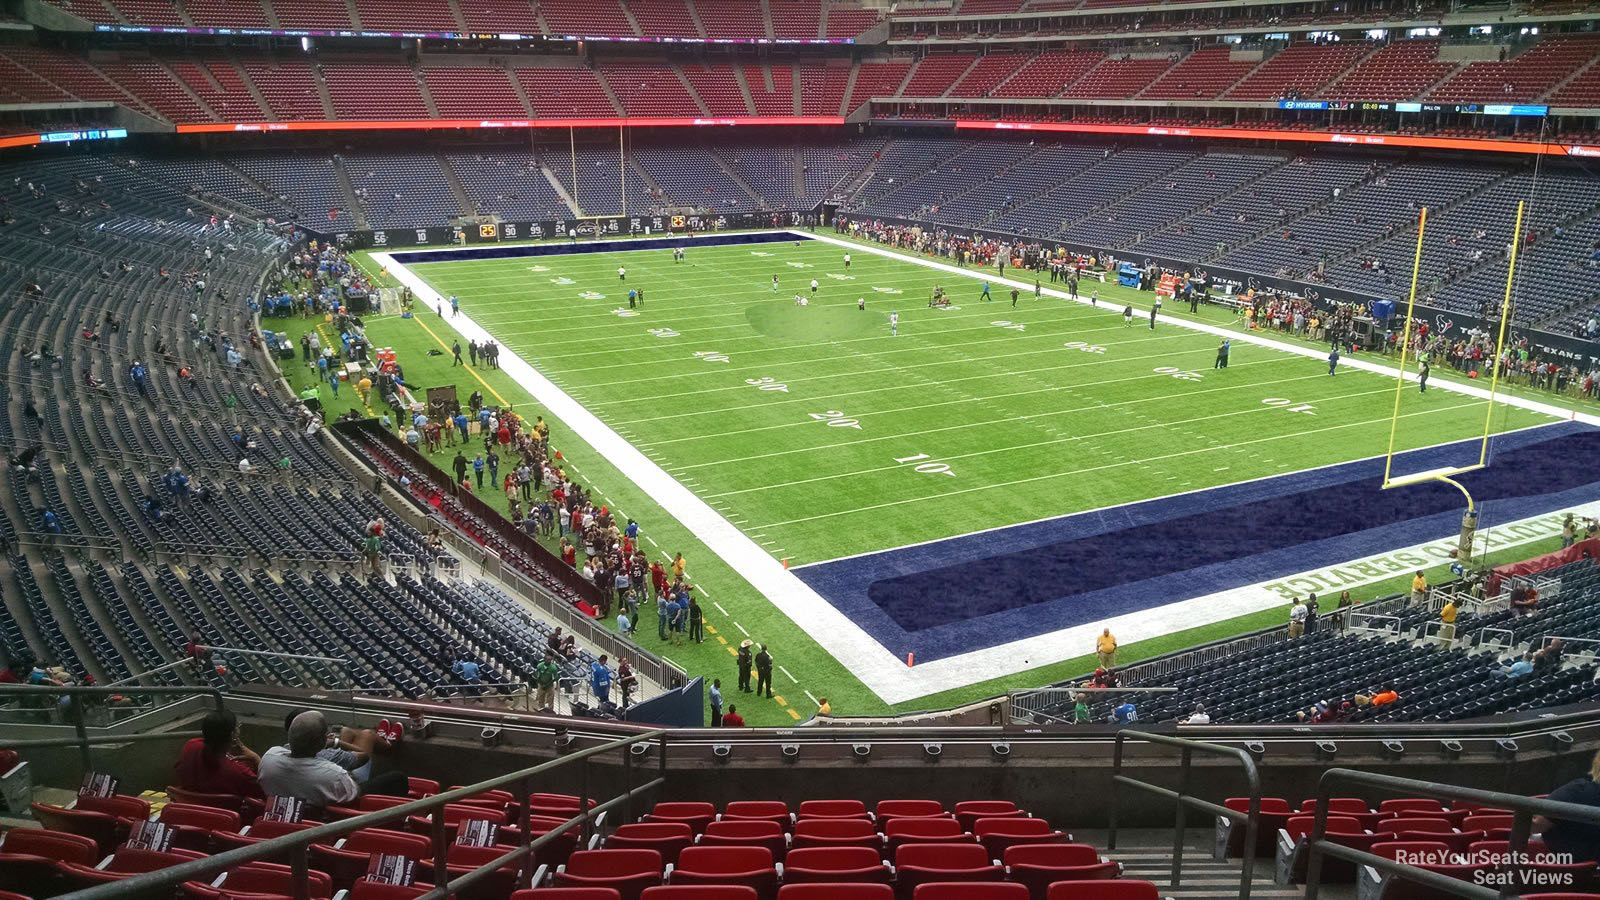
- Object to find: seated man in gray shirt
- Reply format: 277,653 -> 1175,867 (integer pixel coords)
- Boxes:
280,708 -> 377,783
259,710 -> 409,807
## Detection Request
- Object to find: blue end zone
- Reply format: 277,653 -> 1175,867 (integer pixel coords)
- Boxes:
388,230 -> 809,265
794,422 -> 1599,663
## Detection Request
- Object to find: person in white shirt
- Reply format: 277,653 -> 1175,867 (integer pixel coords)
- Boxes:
1181,704 -> 1211,725
810,278 -> 819,296
889,311 -> 899,336
618,266 -> 626,281
238,458 -> 253,474
258,711 -> 358,807
843,252 -> 851,269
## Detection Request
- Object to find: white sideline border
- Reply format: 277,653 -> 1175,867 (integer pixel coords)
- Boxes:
374,232 -> 1600,705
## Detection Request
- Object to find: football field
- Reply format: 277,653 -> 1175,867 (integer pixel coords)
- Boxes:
351,230 -> 1596,718
397,237 -> 1551,567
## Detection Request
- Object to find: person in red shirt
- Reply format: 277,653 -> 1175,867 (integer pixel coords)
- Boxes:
174,709 -> 264,799
721,705 -> 745,728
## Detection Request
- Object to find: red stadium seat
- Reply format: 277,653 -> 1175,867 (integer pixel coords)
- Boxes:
915,883 -> 1026,900
1284,815 -> 1366,843
646,803 -> 716,836
700,819 -> 788,859
554,848 -> 664,900
721,802 -> 791,831
408,778 -> 442,798
1462,815 -> 1514,839
1222,797 -> 1293,858
954,802 -> 1021,832
327,794 -> 411,821
1004,844 -> 1119,900
73,793 -> 152,822
1368,840 -> 1488,900
670,846 -> 778,900
783,847 -> 893,884
57,847 -> 207,889
1299,799 -> 1382,831
405,803 -> 508,842
310,827 -> 431,891
797,801 -> 870,822
895,843 -> 1003,900
1047,881 -> 1160,900
779,887 -> 892,900
519,815 -> 584,866
875,801 -> 948,823
30,803 -> 124,857
975,818 -> 1069,857
606,823 -> 695,864
166,785 -> 264,824
160,802 -> 242,852
644,887 -> 758,900
792,819 -> 882,852
349,880 -> 437,900
417,843 -> 525,900
0,827 -> 100,895
884,817 -> 971,853
180,861 -> 333,899
512,890 -> 621,900
450,787 -> 516,807
213,819 -> 318,857
1378,799 -> 1447,817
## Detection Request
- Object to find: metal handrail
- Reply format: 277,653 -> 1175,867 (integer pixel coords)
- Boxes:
1304,767 -> 1600,900
1108,730 -> 1260,900
0,684 -> 226,770
56,728 -> 668,900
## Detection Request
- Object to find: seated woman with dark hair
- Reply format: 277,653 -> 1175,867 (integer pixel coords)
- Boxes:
174,708 -> 264,799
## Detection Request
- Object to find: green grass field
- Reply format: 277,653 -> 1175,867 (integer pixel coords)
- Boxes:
269,233 -> 1578,724
404,239 -> 1553,567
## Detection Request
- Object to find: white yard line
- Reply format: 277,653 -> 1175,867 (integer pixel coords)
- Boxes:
779,665 -> 799,683
375,235 -> 1600,705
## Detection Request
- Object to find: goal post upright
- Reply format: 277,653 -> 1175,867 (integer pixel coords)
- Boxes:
1479,198 -> 1525,467
1381,206 -> 1429,490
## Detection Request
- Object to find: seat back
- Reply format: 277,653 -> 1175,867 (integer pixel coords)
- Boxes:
885,817 -> 964,842
30,803 -> 123,856
349,880 -> 436,900
914,883 -> 1026,900
643,887 -> 758,900
672,846 -> 777,900
109,846 -> 209,872
512,891 -> 621,900
1226,797 -> 1293,815
162,802 -> 243,832
778,885 -> 892,900
167,785 -> 250,815
784,846 -> 886,875
702,819 -> 786,857
896,842 -> 992,870
1378,799 -> 1446,816
1003,844 -> 1101,867
798,800 -> 869,821
1383,818 -> 1453,834
0,827 -> 100,865
74,794 -> 152,821
606,823 -> 695,864
676,845 -> 775,875
1046,881 -> 1160,900
1285,815 -> 1364,843
218,862 -> 333,899
722,802 -> 790,830
875,801 -> 947,822
792,818 -> 880,851
646,802 -> 716,835
565,849 -> 665,878
975,818 -> 1065,857
407,778 -> 442,798
343,828 -> 432,857
1371,840 -> 1452,861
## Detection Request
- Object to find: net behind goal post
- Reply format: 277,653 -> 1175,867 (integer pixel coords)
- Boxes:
1378,200 -> 1527,562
